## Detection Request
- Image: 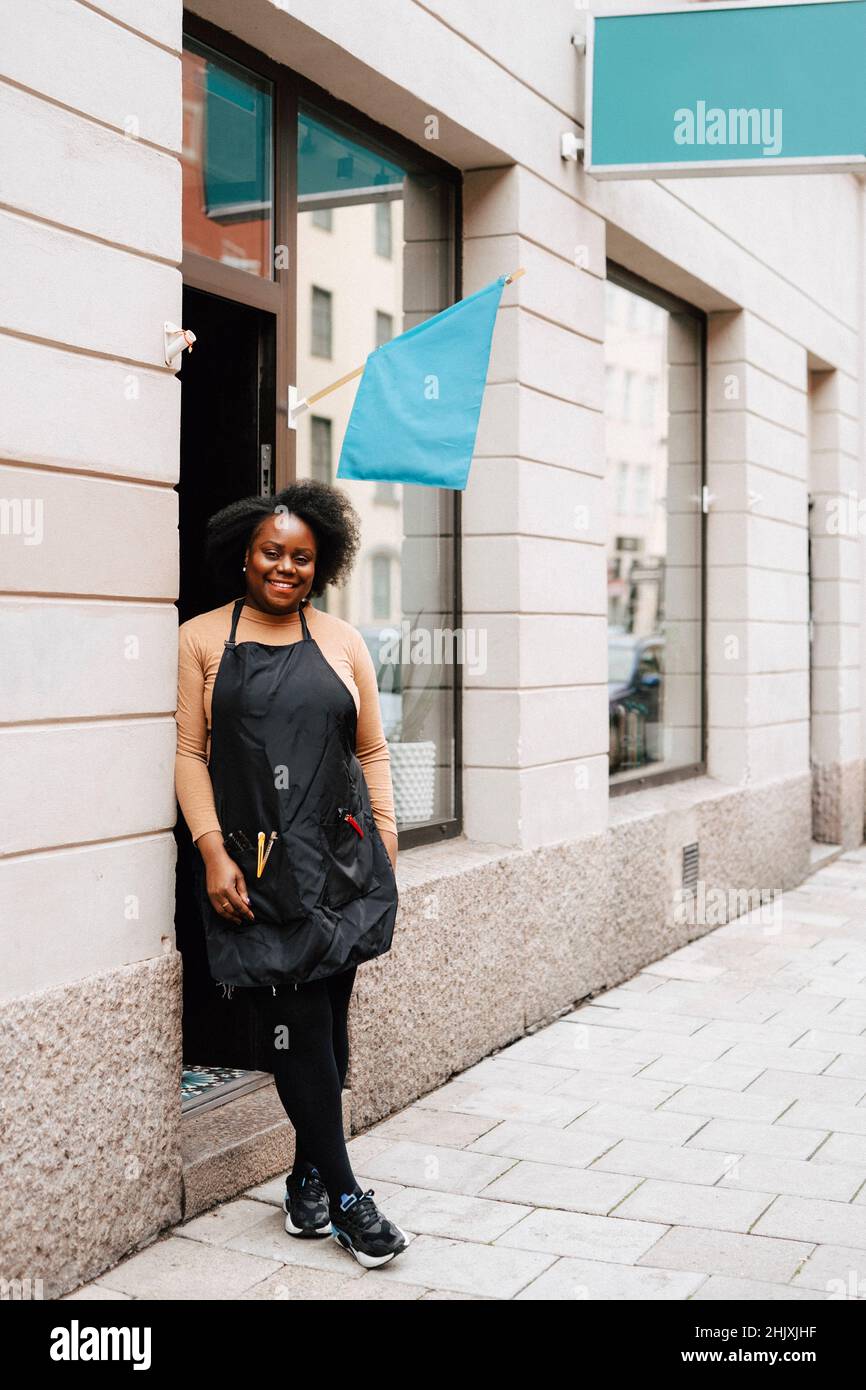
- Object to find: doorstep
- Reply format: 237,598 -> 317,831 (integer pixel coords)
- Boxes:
180,1074 -> 352,1220
809,839 -> 843,871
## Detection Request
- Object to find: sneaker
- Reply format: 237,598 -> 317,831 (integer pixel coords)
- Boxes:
329,1188 -> 409,1268
283,1166 -> 331,1238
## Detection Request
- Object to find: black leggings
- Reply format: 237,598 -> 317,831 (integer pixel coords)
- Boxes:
254,965 -> 360,1200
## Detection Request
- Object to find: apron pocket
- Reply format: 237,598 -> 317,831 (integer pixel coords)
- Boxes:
318,808 -> 377,908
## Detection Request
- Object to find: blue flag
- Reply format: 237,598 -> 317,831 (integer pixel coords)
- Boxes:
336,275 -> 506,491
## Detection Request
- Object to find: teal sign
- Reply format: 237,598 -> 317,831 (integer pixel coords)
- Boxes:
586,1 -> 866,177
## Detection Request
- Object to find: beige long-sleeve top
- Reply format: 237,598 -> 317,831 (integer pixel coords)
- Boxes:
174,598 -> 398,845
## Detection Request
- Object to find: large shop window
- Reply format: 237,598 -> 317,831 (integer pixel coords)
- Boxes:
180,21 -> 461,846
295,106 -> 460,841
604,267 -> 706,791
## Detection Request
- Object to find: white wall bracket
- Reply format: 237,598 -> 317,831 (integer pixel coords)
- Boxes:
561,132 -> 585,162
164,322 -> 196,369
288,385 -> 309,431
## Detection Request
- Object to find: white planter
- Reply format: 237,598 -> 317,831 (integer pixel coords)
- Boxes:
388,740 -> 436,823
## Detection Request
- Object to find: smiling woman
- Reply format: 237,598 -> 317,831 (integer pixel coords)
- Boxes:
173,478 -> 407,1264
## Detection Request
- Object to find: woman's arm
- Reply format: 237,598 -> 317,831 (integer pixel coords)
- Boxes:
352,630 -> 398,875
175,622 -> 254,923
174,623 -> 223,845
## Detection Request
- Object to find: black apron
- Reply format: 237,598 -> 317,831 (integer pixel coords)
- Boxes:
194,595 -> 398,994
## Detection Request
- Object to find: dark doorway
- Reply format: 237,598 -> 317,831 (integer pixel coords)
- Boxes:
174,285 -> 276,1085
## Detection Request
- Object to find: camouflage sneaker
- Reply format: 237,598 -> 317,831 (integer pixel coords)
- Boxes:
329,1188 -> 409,1267
283,1167 -> 331,1238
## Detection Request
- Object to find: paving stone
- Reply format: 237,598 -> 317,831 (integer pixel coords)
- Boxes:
94,1234 -> 283,1300
718,1152 -> 865,1201
590,1139 -> 733,1186
240,1265 -> 369,1300
514,1256 -> 705,1300
722,1042 -> 843,1075
469,1118 -> 616,1168
61,1285 -> 134,1300
568,1005 -> 711,1035
536,1046 -> 660,1076
825,1055 -> 866,1081
175,1198 -> 275,1246
754,1195 -> 866,1249
636,1226 -> 813,1282
364,1105 -> 497,1148
348,1138 -> 516,1194
223,1211 -> 368,1274
479,1159 -> 641,1214
349,1233 -> 555,1298
606,1030 -> 733,1061
414,1080 -> 590,1127
789,1244 -> 866,1296
547,1072 -> 680,1108
810,1132 -> 866,1167
797,1030 -> 866,1056
659,1085 -> 794,1124
566,1102 -> 707,1145
638,1057 -> 764,1090
417,1289 -> 489,1299
685,1118 -> 828,1161
612,1179 -> 775,1233
383,1186 -> 531,1241
691,1275 -> 828,1300
495,1207 -> 669,1263
746,1069 -> 866,1106
457,1056 -> 580,1094
775,1100 -> 866,1136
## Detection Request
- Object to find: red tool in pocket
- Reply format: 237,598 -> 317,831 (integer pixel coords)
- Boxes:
338,807 -> 364,837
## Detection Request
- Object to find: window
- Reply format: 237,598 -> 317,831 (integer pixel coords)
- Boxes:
371,553 -> 392,620
310,416 -> 332,483
375,310 -> 393,348
375,199 -> 393,258
312,206 -> 332,231
604,267 -> 706,791
180,37 -> 273,276
294,103 -> 459,841
311,286 -> 332,358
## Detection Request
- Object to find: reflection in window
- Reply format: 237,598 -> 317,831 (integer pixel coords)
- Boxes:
295,105 -> 457,832
181,37 -> 273,276
604,274 -> 704,786
375,310 -> 393,348
372,553 -> 392,620
310,416 -> 332,483
375,200 -> 393,258
311,286 -> 333,358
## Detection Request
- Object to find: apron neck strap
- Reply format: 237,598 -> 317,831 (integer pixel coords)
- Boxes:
225,596 -> 245,648
225,595 -> 312,647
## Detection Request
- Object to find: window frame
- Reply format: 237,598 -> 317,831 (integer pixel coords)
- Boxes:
181,10 -> 464,850
605,261 -> 708,797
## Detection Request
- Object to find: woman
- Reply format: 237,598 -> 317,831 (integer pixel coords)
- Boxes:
174,479 -> 407,1268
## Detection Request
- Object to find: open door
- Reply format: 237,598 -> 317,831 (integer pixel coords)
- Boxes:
174,285 -> 276,1092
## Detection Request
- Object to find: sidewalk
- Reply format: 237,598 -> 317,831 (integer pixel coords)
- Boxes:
65,850 -> 866,1301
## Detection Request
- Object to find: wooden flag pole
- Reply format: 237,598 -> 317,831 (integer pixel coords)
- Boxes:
287,268 -> 525,428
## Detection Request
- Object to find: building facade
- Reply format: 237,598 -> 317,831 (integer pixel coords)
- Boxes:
2,0 -> 865,1297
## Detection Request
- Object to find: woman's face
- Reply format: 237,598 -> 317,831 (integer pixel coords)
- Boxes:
244,512 -> 317,614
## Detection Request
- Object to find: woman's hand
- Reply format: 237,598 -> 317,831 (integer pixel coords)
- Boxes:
197,833 -> 255,924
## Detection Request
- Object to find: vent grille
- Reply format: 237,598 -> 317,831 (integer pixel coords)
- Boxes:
682,842 -> 699,894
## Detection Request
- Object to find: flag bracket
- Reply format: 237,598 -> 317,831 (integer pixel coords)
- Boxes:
287,385 -> 308,431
